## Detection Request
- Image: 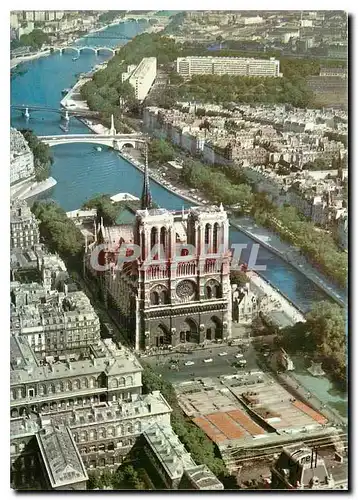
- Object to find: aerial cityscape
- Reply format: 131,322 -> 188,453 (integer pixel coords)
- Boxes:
10,9 -> 348,491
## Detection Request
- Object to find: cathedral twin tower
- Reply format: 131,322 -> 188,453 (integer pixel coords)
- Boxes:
90,147 -> 232,351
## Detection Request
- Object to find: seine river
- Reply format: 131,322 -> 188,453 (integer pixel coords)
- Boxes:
10,20 -> 334,312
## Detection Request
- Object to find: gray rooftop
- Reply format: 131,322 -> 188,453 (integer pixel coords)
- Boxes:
36,425 -> 88,488
144,423 -> 196,480
183,464 -> 224,490
10,338 -> 142,387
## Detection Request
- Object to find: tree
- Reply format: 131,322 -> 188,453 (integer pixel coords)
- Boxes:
19,29 -> 50,50
82,194 -> 120,226
147,139 -> 175,164
230,270 -> 249,288
168,71 -> 184,85
278,301 -> 347,386
31,201 -> 84,264
20,129 -> 53,182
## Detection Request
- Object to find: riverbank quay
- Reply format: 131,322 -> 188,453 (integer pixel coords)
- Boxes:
247,270 -> 306,322
11,176 -> 57,201
61,77 -> 91,110
231,217 -> 346,308
11,49 -> 51,69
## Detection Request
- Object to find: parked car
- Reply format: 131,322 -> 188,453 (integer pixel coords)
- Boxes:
203,358 -> 213,363
235,353 -> 244,359
218,352 -> 228,356
184,360 -> 195,366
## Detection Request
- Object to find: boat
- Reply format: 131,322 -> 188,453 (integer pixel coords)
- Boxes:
59,124 -> 68,133
72,57 -> 79,61
61,88 -> 71,96
95,146 -> 102,152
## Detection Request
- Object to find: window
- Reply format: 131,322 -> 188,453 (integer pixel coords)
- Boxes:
28,388 -> 35,398
89,430 -> 97,440
205,223 -> 211,245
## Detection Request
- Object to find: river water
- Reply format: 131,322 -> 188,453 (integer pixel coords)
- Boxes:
10,19 -> 347,414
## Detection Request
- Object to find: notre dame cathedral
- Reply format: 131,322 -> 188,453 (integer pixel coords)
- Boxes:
86,155 -> 232,351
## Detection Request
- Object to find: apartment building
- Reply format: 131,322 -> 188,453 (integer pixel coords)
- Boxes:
11,288 -> 100,354
142,423 -> 223,489
10,200 -> 40,250
176,56 -> 281,79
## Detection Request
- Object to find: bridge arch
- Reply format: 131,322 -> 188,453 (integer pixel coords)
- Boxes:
61,47 -> 79,55
79,46 -> 97,54
40,135 -> 145,151
96,47 -> 115,55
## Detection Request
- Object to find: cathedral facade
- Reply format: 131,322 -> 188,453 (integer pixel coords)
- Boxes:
88,205 -> 232,351
133,205 -> 232,350
86,151 -> 232,351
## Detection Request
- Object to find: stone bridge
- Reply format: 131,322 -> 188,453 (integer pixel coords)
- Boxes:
39,133 -> 147,151
49,46 -> 119,56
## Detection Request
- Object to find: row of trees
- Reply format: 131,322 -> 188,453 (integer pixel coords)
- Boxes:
82,194 -> 141,226
12,29 -> 51,51
181,159 -> 253,209
98,11 -> 125,24
179,158 -> 347,288
88,465 -> 148,490
31,201 -> 84,264
20,129 -> 53,182
177,73 -> 314,108
147,138 -> 176,164
80,76 -> 136,132
251,200 -> 348,288
278,301 -> 347,387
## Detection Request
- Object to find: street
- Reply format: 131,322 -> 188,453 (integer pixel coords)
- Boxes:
142,344 -> 259,383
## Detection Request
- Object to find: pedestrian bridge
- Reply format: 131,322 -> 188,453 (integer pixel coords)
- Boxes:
39,133 -> 147,151
49,46 -> 119,56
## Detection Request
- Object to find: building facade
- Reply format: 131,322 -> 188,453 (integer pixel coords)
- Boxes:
11,288 -> 101,354
10,200 -> 40,250
176,56 -> 281,79
125,57 -> 157,101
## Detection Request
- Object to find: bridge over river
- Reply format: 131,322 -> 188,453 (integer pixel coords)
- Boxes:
11,104 -> 100,119
48,46 -> 120,56
39,132 -> 147,151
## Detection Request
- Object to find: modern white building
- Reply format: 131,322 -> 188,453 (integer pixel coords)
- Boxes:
176,56 -> 281,79
124,57 -> 157,101
10,128 -> 35,186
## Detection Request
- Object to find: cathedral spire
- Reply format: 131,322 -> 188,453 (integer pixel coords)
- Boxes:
141,143 -> 153,210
